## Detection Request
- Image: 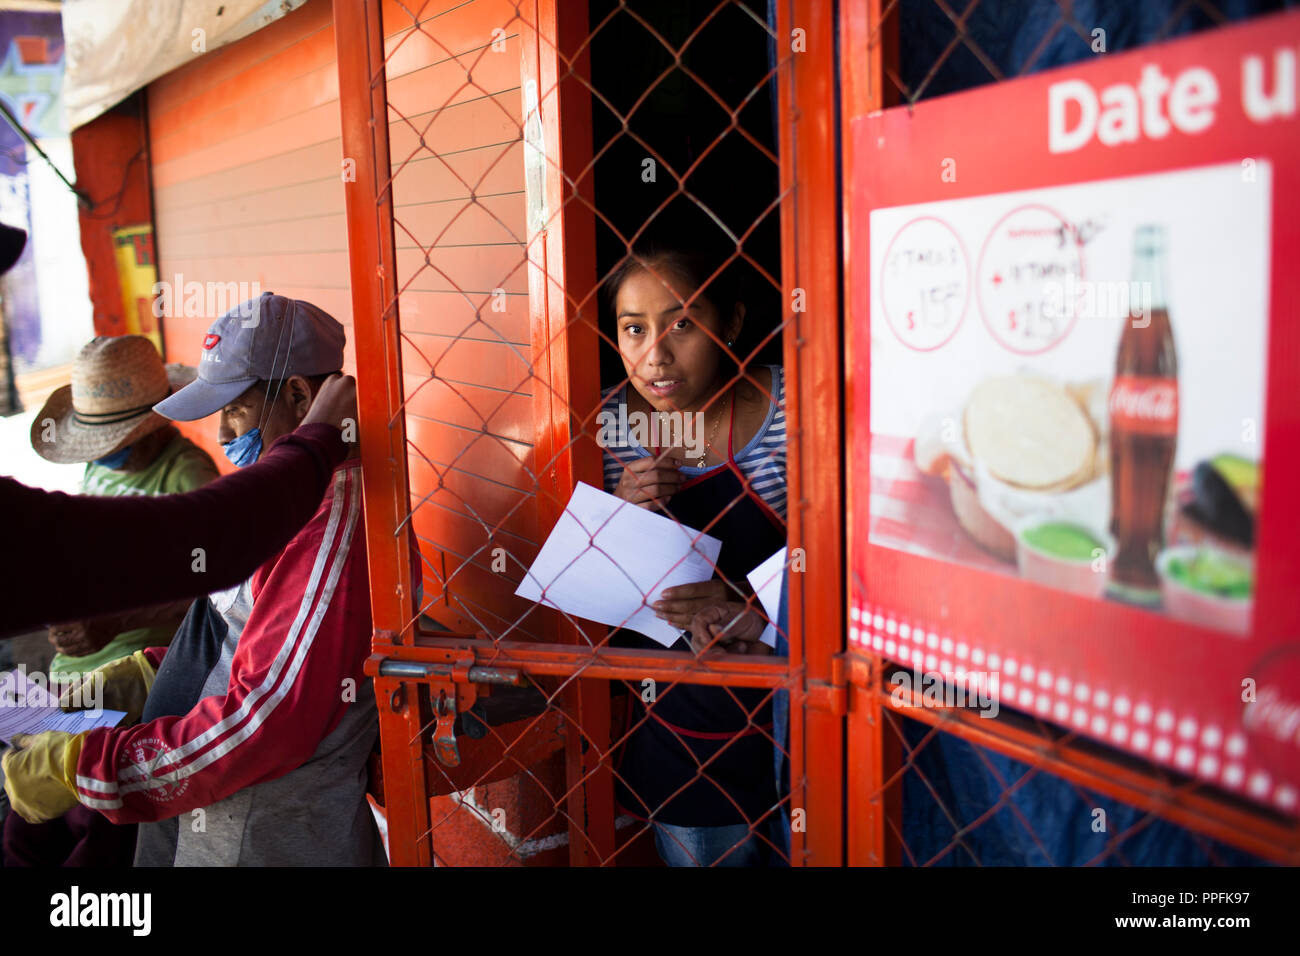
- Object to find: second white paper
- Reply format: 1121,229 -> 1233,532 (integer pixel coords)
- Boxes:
746,547 -> 787,649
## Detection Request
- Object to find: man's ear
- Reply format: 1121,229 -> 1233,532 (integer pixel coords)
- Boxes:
287,375 -> 314,423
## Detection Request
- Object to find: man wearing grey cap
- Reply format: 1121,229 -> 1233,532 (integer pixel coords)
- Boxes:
5,294 -> 420,866
154,292 -> 348,463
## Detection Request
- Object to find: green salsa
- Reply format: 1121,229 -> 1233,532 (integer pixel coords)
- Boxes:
1021,522 -> 1103,561
1166,550 -> 1252,600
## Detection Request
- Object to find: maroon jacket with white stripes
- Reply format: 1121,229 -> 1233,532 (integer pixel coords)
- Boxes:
74,459 -> 406,825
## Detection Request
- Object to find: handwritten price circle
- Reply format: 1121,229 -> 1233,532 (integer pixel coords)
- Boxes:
879,216 -> 971,352
976,203 -> 1086,356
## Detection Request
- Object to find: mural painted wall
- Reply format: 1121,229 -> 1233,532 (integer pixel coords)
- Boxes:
0,10 -> 93,378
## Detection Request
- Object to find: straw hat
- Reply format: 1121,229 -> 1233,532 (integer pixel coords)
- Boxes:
31,335 -> 197,464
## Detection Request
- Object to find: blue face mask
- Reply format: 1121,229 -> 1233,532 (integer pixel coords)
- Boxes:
93,444 -> 133,469
222,427 -> 263,468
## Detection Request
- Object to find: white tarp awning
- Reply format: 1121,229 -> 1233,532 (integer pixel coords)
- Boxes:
61,0 -> 310,130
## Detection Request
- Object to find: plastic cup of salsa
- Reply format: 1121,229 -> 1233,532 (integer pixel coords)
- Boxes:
1156,545 -> 1253,635
1015,518 -> 1113,599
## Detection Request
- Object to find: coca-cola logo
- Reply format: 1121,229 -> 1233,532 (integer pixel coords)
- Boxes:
1110,376 -> 1178,433
1243,644 -> 1300,793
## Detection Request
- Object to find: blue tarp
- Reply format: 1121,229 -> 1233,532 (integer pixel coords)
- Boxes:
900,717 -> 1267,865
900,0 -> 1298,100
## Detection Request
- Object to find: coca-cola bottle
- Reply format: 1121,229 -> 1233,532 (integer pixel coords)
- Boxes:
1107,224 -> 1179,606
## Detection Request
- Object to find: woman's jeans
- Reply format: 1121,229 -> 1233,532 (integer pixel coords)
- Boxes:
651,580 -> 795,868
652,820 -> 771,867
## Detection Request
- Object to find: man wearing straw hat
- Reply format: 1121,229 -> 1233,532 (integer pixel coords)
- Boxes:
29,335 -> 219,680
5,293 -> 417,866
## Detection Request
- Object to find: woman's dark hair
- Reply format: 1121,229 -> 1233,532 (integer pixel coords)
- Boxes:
602,241 -> 740,323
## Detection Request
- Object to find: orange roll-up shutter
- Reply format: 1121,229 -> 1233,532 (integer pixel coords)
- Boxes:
149,0 -> 537,630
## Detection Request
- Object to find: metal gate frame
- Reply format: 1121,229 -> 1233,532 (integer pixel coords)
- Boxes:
334,0 -> 844,866
333,0 -> 1297,868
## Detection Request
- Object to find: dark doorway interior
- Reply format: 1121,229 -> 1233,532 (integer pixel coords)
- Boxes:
587,0 -> 783,389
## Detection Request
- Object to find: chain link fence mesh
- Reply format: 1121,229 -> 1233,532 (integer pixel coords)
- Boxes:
355,0 -> 1292,865
370,0 -> 794,866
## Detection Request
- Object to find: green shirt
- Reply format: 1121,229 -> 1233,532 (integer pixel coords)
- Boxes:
79,432 -> 219,498
50,433 -> 220,679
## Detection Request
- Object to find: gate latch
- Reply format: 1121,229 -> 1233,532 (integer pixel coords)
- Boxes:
432,689 -> 459,767
428,656 -> 479,767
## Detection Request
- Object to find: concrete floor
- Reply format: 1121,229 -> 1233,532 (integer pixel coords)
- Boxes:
0,407 -> 84,494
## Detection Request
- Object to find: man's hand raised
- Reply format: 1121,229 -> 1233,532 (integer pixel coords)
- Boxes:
301,373 -> 359,435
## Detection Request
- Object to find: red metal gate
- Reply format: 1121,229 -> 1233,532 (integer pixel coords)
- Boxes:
333,0 -> 1298,866
334,0 -> 842,866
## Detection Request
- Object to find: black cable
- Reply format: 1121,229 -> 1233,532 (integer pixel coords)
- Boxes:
82,147 -> 146,221
0,96 -> 90,208
0,97 -> 144,220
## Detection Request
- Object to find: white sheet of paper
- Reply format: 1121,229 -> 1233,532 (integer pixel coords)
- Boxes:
0,669 -> 126,745
746,547 -> 787,649
515,482 -> 723,646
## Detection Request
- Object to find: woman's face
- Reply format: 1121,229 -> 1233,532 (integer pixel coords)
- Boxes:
614,264 -> 742,414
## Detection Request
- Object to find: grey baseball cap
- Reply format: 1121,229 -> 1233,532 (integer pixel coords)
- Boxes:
154,292 -> 345,421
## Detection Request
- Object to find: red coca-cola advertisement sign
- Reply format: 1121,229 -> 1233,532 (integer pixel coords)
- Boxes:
848,11 -> 1299,815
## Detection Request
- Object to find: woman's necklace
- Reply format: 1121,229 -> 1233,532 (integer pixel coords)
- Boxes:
696,391 -> 731,468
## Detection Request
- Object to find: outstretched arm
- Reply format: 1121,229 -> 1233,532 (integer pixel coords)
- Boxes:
1,375 -> 358,638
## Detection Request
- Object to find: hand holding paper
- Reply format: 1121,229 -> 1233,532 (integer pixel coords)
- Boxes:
0,668 -> 125,745
515,482 -> 723,646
